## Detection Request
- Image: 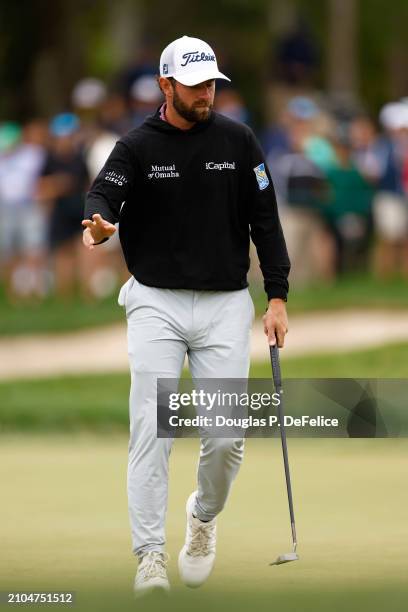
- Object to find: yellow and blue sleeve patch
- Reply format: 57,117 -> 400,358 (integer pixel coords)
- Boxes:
253,163 -> 269,190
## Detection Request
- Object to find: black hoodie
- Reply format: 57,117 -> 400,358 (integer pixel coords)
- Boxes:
85,109 -> 290,300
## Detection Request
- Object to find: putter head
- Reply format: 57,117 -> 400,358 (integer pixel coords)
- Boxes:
270,552 -> 299,566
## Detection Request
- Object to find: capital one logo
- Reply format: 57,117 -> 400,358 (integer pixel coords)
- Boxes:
180,50 -> 215,67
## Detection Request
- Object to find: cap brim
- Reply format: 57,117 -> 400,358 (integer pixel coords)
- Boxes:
175,69 -> 231,86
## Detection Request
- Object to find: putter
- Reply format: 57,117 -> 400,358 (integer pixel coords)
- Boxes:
269,343 -> 299,566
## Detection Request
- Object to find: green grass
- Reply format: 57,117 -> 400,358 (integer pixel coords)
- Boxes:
0,291 -> 123,336
250,272 -> 408,315
0,372 -> 130,432
0,273 -> 407,336
0,435 -> 407,611
1,342 -> 407,433
252,342 -> 408,377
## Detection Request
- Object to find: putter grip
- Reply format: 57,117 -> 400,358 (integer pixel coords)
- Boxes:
270,344 -> 282,390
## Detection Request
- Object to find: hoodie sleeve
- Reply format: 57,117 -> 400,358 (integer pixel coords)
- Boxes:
246,129 -> 290,301
84,140 -> 137,224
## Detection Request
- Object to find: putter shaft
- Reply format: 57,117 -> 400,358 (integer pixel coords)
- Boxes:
270,344 -> 299,562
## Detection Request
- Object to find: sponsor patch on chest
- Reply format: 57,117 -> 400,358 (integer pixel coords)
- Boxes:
205,161 -> 236,171
147,164 -> 180,179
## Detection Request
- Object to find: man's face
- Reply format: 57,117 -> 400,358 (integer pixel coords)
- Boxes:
171,79 -> 215,123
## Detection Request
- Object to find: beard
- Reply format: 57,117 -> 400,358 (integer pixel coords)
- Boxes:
172,88 -> 213,123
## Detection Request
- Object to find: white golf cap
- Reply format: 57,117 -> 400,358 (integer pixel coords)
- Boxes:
159,35 -> 230,86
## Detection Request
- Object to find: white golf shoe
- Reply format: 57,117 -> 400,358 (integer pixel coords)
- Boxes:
134,551 -> 170,596
178,491 -> 217,588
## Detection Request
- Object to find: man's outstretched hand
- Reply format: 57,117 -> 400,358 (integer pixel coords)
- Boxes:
82,214 -> 116,250
263,298 -> 289,348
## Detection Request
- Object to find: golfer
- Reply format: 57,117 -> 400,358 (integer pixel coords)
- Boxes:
82,35 -> 290,595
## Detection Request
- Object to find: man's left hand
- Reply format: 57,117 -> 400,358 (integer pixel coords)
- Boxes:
262,298 -> 289,348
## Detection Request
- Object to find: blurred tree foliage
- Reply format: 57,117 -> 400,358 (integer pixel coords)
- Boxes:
0,0 -> 110,119
358,0 -> 408,112
0,0 -> 406,122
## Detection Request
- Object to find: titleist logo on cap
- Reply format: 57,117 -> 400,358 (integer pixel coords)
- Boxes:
159,36 -> 230,86
180,51 -> 216,67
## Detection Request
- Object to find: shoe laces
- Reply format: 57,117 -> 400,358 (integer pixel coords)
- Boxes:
189,520 -> 216,557
137,551 -> 168,582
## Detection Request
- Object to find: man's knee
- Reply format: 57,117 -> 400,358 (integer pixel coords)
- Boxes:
204,437 -> 244,461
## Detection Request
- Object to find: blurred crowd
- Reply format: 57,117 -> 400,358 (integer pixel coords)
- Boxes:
262,96 -> 408,285
0,67 -> 408,302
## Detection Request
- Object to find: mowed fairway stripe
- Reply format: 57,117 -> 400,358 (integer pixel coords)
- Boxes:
0,436 -> 407,610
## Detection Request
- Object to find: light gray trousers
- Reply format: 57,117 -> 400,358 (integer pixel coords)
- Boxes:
118,277 -> 254,558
